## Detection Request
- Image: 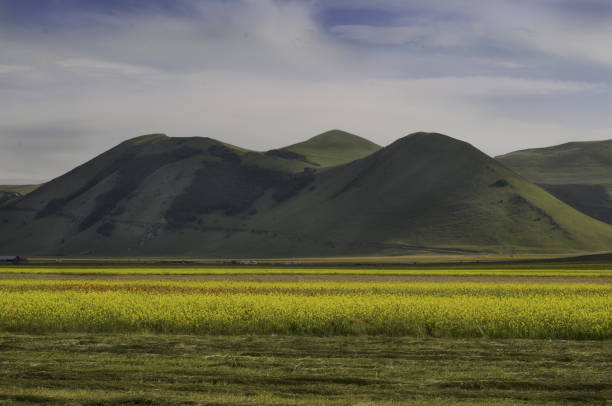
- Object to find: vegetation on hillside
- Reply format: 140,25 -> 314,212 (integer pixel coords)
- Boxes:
497,139 -> 612,224
279,129 -> 381,167
0,184 -> 39,208
249,132 -> 612,255
2,131 -> 612,256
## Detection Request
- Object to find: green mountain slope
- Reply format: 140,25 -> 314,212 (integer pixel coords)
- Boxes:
0,133 -> 315,256
2,132 -> 611,257
497,140 -> 612,224
273,129 -> 381,167
250,132 -> 612,256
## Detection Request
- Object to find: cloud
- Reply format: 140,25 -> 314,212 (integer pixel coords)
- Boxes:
0,0 -> 611,183
57,59 -> 157,75
2,71 -> 605,182
0,64 -> 33,74
325,1 -> 612,67
330,24 -> 466,46
0,121 -> 101,184
506,22 -> 612,66
408,76 -> 606,96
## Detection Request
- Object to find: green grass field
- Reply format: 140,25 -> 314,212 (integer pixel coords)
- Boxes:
1,334 -> 610,405
3,265 -> 612,276
0,263 -> 611,404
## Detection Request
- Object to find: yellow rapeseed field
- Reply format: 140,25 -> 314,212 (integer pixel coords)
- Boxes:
0,280 -> 610,339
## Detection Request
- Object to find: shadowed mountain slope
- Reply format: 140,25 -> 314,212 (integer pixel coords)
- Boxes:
0,184 -> 39,208
272,129 -> 381,167
0,133 -> 316,256
249,132 -> 612,255
2,132 -> 612,257
497,140 -> 612,225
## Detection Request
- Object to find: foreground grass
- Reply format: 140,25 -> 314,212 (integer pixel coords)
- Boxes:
2,266 -> 612,277
0,334 -> 610,405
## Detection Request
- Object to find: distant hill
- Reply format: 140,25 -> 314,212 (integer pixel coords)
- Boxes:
272,129 -> 381,167
497,140 -> 612,225
0,184 -> 40,208
2,131 -> 612,257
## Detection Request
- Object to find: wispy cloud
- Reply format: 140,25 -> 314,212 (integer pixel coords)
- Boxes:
57,59 -> 157,75
0,64 -> 33,74
330,24 -> 466,47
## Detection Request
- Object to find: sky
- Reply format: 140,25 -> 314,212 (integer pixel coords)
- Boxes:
1,0 -> 611,184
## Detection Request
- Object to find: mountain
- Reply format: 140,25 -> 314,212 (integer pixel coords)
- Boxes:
252,132 -> 612,255
0,184 -> 39,208
0,133 -> 317,256
497,140 -> 612,225
270,129 -> 381,167
2,131 -> 612,257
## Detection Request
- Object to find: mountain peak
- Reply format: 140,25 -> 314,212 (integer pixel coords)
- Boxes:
123,133 -> 169,145
281,130 -> 381,167
401,131 -> 468,144
382,132 -> 480,160
309,129 -> 365,140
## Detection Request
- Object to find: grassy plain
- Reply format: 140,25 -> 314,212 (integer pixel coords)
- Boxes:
0,262 -> 611,404
1,334 -> 610,405
3,265 -> 612,277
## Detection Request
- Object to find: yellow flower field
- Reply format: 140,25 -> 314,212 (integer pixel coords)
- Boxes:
1,280 -> 610,339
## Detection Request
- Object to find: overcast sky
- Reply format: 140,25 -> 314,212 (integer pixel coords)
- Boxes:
1,0 -> 611,183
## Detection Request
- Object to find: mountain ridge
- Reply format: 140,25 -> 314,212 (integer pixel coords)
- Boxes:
2,131 -> 612,257
250,132 -> 612,255
497,139 -> 612,225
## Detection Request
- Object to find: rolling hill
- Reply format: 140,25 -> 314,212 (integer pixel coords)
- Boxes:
497,140 -> 612,225
2,131 -> 612,257
272,129 -> 381,167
